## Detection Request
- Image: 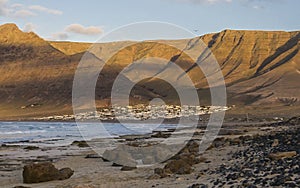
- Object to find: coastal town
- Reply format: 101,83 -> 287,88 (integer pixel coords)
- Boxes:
35,105 -> 231,121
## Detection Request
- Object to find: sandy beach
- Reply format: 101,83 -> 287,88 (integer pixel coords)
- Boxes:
1,117 -> 299,188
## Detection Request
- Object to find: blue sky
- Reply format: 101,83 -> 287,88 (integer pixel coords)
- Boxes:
0,0 -> 299,42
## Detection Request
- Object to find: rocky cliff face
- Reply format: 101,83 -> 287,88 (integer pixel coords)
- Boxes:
200,30 -> 300,105
0,24 -> 78,117
0,23 -> 299,118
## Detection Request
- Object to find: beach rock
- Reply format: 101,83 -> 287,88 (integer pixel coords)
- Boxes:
1,144 -> 19,148
72,140 -> 89,147
154,168 -> 172,178
164,159 -> 193,174
112,163 -> 123,167
24,146 -> 39,150
121,166 -> 137,171
58,168 -> 74,180
212,125 -> 300,187
103,147 -> 137,167
180,140 -> 199,154
23,162 -> 73,183
85,154 -> 101,159
268,151 -> 297,160
210,137 -> 227,148
151,131 -> 171,138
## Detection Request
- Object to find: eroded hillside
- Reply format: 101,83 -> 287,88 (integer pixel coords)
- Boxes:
0,23 -> 299,119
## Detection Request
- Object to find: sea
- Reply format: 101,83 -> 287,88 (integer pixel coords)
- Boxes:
0,121 -> 179,147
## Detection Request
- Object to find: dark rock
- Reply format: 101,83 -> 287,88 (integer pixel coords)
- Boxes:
1,144 -> 20,148
72,140 -> 89,147
120,166 -> 137,171
23,162 -> 73,183
154,168 -> 171,178
247,185 -> 257,188
112,163 -> 123,167
213,180 -> 220,185
24,146 -> 39,150
164,159 -> 193,174
226,173 -> 239,180
188,183 -> 208,188
85,154 -> 101,159
151,131 -> 171,138
184,140 -> 200,154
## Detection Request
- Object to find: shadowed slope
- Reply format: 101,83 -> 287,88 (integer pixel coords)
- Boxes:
0,23 -> 299,119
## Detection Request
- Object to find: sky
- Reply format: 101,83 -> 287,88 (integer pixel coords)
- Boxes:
0,0 -> 299,42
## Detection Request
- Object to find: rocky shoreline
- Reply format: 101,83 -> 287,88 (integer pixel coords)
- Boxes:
0,117 -> 299,188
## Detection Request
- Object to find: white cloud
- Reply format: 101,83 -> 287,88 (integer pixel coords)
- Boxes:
29,5 -> 63,15
23,23 -> 36,32
49,24 -> 103,41
65,24 -> 103,36
10,3 -> 23,8
51,32 -> 69,41
13,9 -> 36,17
0,0 -> 62,18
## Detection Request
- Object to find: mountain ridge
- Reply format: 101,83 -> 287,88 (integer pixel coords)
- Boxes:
0,23 -> 299,119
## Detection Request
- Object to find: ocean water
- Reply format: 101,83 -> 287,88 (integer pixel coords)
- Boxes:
0,121 -> 178,147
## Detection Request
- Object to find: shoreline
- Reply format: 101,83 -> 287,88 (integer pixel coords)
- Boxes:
0,117 -> 299,187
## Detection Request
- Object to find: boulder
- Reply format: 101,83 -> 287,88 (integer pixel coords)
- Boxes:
164,159 -> 193,174
23,162 -> 73,183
